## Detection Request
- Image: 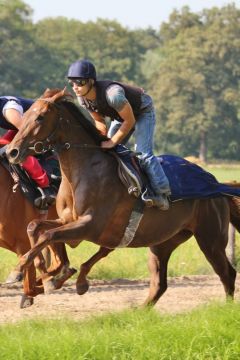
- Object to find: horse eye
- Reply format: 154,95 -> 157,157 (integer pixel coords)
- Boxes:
36,115 -> 45,123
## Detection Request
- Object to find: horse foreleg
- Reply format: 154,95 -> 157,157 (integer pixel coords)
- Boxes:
144,231 -> 192,307
19,214 -> 93,291
20,263 -> 44,309
5,266 -> 23,284
27,218 -> 75,293
76,246 -> 114,295
30,211 -> 54,287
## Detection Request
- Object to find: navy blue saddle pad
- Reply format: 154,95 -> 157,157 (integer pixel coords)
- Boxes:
160,155 -> 240,201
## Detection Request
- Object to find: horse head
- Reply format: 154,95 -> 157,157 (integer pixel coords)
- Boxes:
7,88 -> 74,164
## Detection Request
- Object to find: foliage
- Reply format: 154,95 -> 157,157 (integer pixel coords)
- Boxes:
144,5 -> 240,160
1,1 -> 240,160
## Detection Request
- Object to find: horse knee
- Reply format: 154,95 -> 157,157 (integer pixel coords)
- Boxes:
27,219 -> 41,237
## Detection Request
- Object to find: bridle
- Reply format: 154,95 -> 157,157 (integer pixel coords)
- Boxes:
27,98 -> 102,155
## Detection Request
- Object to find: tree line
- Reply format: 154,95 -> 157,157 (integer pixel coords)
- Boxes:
1,0 -> 240,162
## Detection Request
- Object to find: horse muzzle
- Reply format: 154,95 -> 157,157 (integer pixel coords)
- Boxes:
6,147 -> 23,164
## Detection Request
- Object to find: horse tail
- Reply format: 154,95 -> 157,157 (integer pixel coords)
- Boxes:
229,196 -> 240,233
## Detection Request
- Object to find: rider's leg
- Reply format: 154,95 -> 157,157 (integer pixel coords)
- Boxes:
1,130 -> 56,207
134,107 -> 170,209
1,129 -> 17,142
22,156 -> 56,206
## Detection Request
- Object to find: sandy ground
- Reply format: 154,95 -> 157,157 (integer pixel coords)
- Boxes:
0,274 -> 240,324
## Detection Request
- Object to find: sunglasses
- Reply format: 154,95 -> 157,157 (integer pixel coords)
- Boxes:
68,78 -> 88,87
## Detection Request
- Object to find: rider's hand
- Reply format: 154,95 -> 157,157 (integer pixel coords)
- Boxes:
101,139 -> 116,149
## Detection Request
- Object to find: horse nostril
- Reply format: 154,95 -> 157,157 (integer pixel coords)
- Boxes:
8,148 -> 19,159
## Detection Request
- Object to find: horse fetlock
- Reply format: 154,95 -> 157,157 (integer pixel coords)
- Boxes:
5,270 -> 23,284
54,267 -> 77,290
43,277 -> 56,294
79,263 -> 89,276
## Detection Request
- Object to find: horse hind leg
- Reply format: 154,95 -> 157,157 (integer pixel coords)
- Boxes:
47,243 -> 77,290
194,229 -> 236,300
143,230 -> 193,307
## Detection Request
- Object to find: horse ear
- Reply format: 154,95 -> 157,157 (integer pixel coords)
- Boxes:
50,88 -> 73,103
42,88 -> 51,97
62,87 -> 73,99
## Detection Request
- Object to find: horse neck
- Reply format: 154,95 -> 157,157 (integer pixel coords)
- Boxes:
58,106 -> 96,145
56,107 -> 109,187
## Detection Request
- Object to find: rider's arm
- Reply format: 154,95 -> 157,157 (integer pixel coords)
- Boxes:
3,101 -> 23,129
90,111 -> 108,136
106,85 -> 136,145
111,102 -> 135,145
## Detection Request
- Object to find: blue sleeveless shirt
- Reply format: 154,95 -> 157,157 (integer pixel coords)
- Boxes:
0,96 -> 33,130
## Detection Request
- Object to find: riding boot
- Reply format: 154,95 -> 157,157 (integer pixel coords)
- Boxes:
140,155 -> 171,210
22,156 -> 49,187
22,156 -> 56,208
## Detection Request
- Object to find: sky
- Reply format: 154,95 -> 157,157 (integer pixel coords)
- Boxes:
25,0 -> 240,30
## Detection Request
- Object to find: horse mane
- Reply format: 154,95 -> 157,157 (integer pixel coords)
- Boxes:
41,88 -> 108,145
60,99 -> 108,145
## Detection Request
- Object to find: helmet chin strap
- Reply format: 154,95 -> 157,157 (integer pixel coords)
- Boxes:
81,80 -> 94,97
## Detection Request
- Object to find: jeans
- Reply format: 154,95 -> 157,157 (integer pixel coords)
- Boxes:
108,107 -> 170,195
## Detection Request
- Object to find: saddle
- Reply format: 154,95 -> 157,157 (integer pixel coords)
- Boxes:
110,145 -> 143,197
111,144 -> 154,204
0,145 -> 61,210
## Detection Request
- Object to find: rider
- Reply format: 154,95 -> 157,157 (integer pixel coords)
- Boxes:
67,59 -> 171,209
0,96 -> 56,207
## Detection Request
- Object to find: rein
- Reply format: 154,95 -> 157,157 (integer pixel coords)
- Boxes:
28,98 -> 102,154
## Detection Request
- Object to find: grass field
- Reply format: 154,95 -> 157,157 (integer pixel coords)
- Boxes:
0,165 -> 240,359
0,303 -> 240,359
0,165 -> 239,282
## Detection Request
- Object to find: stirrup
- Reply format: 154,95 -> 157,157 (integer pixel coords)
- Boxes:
141,189 -> 169,210
34,187 -> 56,209
141,189 -> 154,207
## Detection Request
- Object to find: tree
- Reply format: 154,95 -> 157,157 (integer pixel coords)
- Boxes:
34,17 -> 160,87
144,5 -> 240,161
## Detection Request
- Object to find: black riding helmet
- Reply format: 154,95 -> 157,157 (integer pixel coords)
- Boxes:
67,59 -> 97,80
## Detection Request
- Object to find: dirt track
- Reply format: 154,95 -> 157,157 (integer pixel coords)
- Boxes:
0,274 -> 240,324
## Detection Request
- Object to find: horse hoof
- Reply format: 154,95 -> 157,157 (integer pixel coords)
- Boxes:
43,278 -> 56,294
54,267 -> 77,290
5,270 -> 23,284
20,295 -> 34,308
76,282 -> 89,295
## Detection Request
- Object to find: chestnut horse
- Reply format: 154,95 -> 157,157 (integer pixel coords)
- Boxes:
0,150 -> 75,308
7,88 -> 240,306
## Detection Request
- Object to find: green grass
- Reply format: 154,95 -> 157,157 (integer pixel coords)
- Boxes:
0,165 -> 240,283
204,165 -> 240,183
0,249 -> 19,282
1,232 -> 240,283
0,303 -> 240,359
